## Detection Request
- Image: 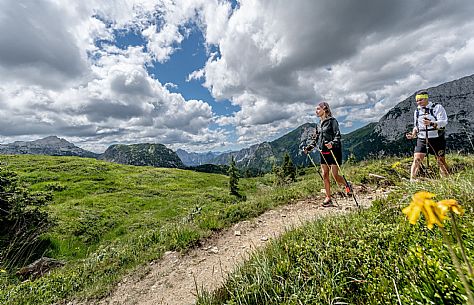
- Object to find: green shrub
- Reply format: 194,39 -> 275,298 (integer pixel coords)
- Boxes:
0,168 -> 55,269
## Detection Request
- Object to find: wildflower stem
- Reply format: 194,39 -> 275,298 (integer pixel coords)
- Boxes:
440,227 -> 474,305
392,277 -> 402,305
451,213 -> 474,278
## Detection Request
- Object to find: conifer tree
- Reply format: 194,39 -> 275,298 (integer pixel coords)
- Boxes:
272,163 -> 285,186
228,156 -> 239,196
282,152 -> 296,182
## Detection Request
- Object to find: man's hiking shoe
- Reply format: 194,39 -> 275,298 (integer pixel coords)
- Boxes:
344,182 -> 353,196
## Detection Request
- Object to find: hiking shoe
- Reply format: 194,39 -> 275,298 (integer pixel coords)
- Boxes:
344,182 -> 353,196
322,199 -> 334,207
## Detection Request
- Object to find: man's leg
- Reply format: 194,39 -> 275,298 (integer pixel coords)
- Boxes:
436,155 -> 449,177
431,136 -> 449,178
410,152 -> 425,181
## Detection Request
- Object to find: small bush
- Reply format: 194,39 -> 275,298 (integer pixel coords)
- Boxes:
0,168 -> 55,269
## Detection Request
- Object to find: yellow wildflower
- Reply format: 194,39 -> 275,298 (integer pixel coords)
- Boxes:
391,161 -> 401,169
402,191 -> 445,229
437,199 -> 464,217
0,269 -> 6,273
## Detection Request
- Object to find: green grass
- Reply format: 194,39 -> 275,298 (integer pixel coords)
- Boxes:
0,154 -> 326,305
2,154 -> 473,305
197,154 -> 474,304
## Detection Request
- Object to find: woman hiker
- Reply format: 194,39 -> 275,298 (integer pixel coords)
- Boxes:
304,102 -> 351,207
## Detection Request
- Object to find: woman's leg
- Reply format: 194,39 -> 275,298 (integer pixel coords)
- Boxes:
330,165 -> 346,186
320,164 -> 331,201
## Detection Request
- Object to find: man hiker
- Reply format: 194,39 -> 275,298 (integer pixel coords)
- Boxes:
405,90 -> 449,181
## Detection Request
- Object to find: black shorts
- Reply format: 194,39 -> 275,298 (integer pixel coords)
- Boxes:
319,148 -> 342,165
414,136 -> 446,157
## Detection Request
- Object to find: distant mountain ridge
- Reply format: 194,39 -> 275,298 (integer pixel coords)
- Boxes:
0,136 -> 99,158
99,144 -> 184,168
0,137 -> 184,169
178,74 -> 474,168
1,74 -> 472,170
175,149 -> 221,166
188,123 -> 317,172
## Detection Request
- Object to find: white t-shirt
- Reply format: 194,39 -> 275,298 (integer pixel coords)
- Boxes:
414,102 -> 448,139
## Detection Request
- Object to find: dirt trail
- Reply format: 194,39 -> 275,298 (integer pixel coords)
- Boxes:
80,190 -> 387,305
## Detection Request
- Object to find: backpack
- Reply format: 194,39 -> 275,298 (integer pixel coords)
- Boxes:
415,103 -> 446,138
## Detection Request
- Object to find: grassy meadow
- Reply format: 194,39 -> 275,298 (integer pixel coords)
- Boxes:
197,154 -> 474,304
0,153 -> 473,304
0,154 -> 324,304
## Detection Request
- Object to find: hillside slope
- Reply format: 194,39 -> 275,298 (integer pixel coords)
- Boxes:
99,143 -> 185,168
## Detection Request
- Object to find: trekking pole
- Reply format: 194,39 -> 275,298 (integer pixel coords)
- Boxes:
328,148 -> 360,209
424,108 -> 430,169
306,153 -> 324,182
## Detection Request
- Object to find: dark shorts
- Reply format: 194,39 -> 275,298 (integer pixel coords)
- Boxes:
319,148 -> 342,165
414,136 -> 446,157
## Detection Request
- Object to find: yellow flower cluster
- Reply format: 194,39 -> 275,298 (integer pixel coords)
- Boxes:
391,161 -> 401,169
402,191 -> 464,229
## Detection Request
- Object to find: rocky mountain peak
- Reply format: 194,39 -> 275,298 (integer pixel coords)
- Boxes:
33,136 -> 73,146
0,136 -> 99,158
99,143 -> 184,168
375,74 -> 474,145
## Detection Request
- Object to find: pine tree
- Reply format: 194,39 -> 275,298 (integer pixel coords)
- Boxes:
228,156 -> 239,196
282,152 -> 296,182
272,163 -> 285,186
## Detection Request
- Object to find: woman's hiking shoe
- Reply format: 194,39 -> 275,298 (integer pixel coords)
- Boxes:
321,199 -> 334,207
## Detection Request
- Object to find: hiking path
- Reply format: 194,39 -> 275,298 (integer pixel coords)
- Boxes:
75,187 -> 389,305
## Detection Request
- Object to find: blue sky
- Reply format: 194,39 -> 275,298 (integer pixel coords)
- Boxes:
145,28 -> 238,116
112,23 -> 237,114
0,0 -> 474,153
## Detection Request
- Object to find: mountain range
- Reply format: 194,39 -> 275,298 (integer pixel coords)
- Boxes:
175,149 -> 220,166
0,136 -> 99,159
180,74 -> 474,168
1,74 -> 472,170
0,137 -> 184,169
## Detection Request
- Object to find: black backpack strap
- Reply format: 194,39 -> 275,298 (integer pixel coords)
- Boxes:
416,103 -> 438,121
430,103 -> 438,119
